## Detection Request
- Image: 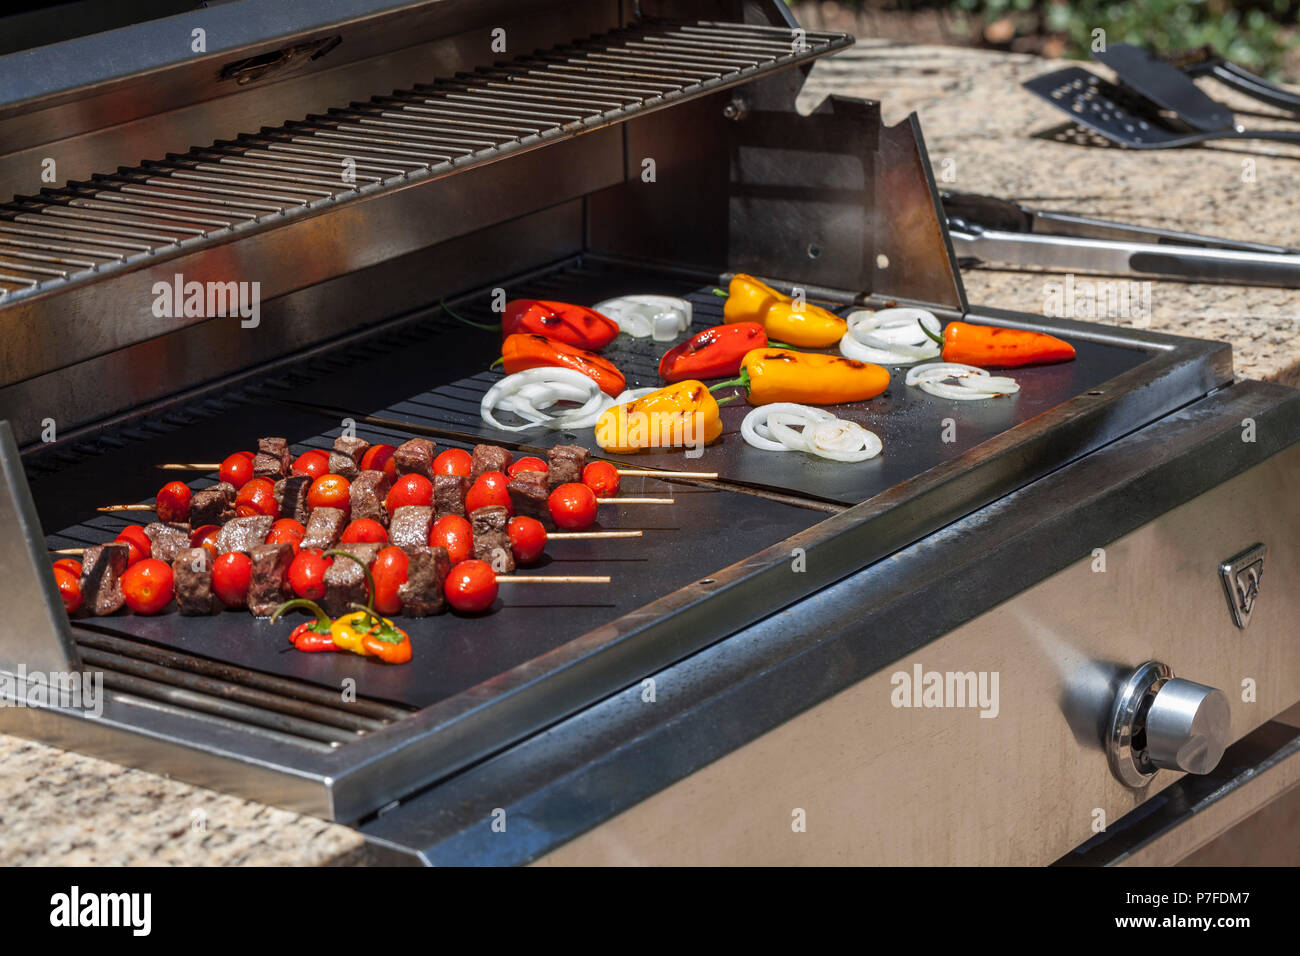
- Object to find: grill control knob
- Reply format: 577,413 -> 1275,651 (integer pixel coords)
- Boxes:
1144,678 -> 1231,774
1106,661 -> 1231,788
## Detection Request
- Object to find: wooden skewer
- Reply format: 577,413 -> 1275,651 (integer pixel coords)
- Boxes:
549,530 -> 642,539
98,503 -> 154,513
498,575 -> 610,584
597,497 -> 673,505
157,462 -> 718,480
50,548 -> 84,556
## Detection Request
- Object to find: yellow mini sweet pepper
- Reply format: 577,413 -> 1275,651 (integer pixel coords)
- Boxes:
595,380 -> 723,454
711,348 -> 890,406
330,610 -> 412,664
721,274 -> 847,348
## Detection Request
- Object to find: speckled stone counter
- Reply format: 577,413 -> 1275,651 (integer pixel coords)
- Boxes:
798,41 -> 1300,386
5,43 -> 1298,866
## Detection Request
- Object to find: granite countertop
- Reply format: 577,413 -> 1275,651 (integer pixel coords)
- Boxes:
799,41 -> 1300,387
5,43 -> 1299,866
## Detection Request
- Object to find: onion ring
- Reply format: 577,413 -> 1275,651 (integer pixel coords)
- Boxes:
481,368 -> 609,432
741,404 -> 881,462
839,308 -> 942,365
904,362 -> 1020,400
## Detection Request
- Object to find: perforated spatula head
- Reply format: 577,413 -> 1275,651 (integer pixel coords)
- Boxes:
1093,42 -> 1235,131
1022,67 -> 1196,148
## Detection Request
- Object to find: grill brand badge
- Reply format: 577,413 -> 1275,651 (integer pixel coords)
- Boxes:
1219,543 -> 1267,629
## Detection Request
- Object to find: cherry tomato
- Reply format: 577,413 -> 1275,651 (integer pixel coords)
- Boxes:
581,461 -> 620,497
360,444 -> 398,481
265,526 -> 303,557
433,448 -> 473,477
235,477 -> 278,518
548,483 -> 598,530
52,566 -> 82,614
114,525 -> 152,566
120,558 -> 174,615
308,474 -> 352,513
507,516 -> 547,565
155,481 -> 193,523
429,515 -> 473,565
219,451 -> 255,490
211,552 -> 252,609
341,518 -> 389,545
271,518 -> 306,537
288,549 -> 332,601
292,449 -> 331,479
507,456 -> 549,478
52,558 -> 82,578
386,473 -> 433,513
466,471 -> 512,515
190,524 -> 221,560
445,559 -> 498,613
371,546 -> 409,616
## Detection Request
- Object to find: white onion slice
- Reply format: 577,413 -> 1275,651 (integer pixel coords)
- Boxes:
481,368 -> 609,432
593,295 -> 692,340
839,308 -> 942,365
904,362 -> 1020,400
741,404 -> 881,462
545,387 -> 657,430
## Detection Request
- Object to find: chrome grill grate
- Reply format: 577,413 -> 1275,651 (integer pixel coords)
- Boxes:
0,20 -> 850,301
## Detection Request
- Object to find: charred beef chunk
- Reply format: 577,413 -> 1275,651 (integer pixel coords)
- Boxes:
172,547 -> 218,616
247,542 -> 294,616
145,521 -> 192,563
215,515 -> 274,555
253,451 -> 288,480
470,444 -> 512,480
257,437 -> 293,475
394,438 -> 436,479
389,505 -> 433,553
189,482 -> 236,526
433,474 -> 469,519
301,507 -> 346,550
506,471 -> 551,523
274,475 -> 312,524
350,470 -> 393,526
322,543 -> 380,617
399,546 -> 451,616
547,444 -> 589,488
79,542 -> 130,616
470,505 -> 514,573
327,451 -> 359,481
333,435 -> 371,465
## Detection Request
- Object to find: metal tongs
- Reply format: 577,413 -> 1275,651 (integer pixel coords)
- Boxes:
943,191 -> 1300,288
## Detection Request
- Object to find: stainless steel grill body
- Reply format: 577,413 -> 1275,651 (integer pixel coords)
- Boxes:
0,0 -> 1296,864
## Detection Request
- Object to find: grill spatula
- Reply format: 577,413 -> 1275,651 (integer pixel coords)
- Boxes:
1023,66 -> 1300,149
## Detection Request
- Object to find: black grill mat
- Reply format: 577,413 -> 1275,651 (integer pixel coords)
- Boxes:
283,260 -> 1154,506
42,411 -> 822,710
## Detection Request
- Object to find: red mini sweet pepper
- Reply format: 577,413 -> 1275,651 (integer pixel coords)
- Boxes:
502,300 -> 619,351
658,322 -> 768,382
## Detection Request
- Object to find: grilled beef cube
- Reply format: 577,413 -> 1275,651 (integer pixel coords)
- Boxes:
434,474 -> 469,519
470,505 -> 514,573
145,521 -> 192,563
253,451 -> 288,480
274,475 -> 312,524
327,451 -> 359,481
257,437 -> 293,475
389,505 -> 433,553
350,470 -> 393,526
189,482 -> 236,526
247,542 -> 294,617
172,547 -> 219,616
547,444 -> 590,488
301,507 -> 346,550
322,543 -> 381,617
333,435 -> 371,465
214,515 -> 273,555
506,471 -> 551,523
470,444 -> 512,480
394,438 -> 436,479
79,542 -> 130,616
399,546 -> 450,616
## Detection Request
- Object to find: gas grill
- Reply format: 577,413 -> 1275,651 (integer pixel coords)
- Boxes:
1,0 -> 1297,866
